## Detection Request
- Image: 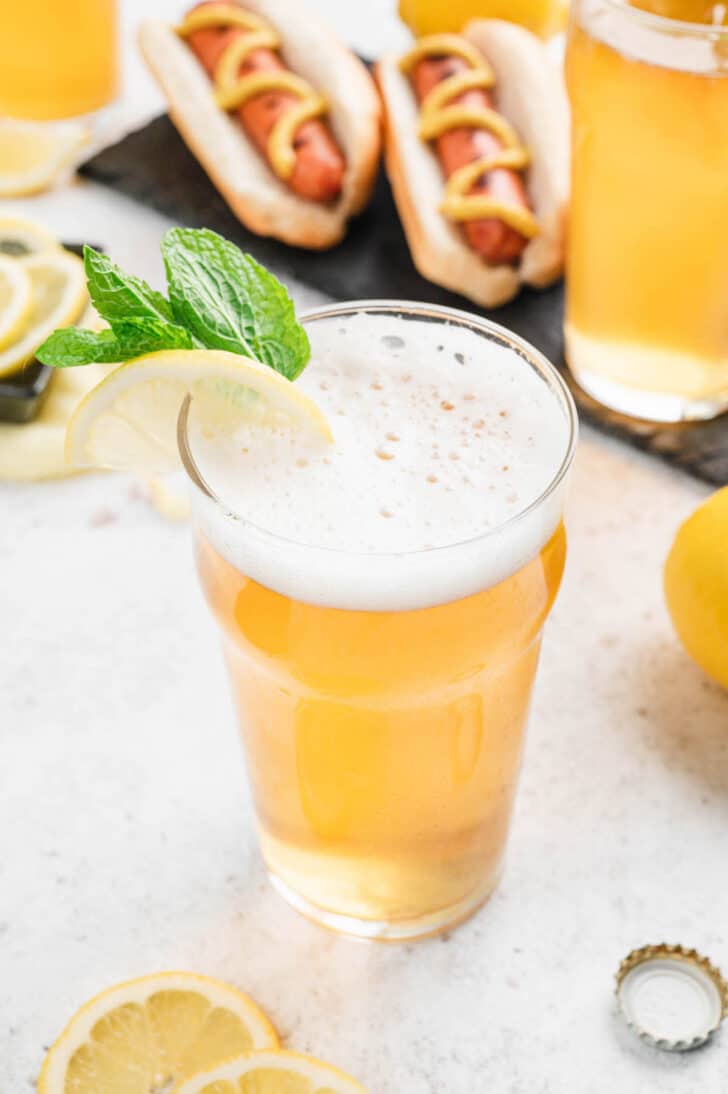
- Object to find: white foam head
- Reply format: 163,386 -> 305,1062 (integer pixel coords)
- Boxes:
182,302 -> 577,610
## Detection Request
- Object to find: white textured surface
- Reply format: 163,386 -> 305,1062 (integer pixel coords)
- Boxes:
2,2 -> 728,1092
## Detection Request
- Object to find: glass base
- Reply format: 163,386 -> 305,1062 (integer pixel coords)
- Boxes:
268,868 -> 500,942
564,326 -> 728,423
573,368 -> 728,424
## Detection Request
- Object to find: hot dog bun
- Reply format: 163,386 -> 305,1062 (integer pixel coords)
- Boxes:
377,20 -> 569,307
139,0 -> 381,249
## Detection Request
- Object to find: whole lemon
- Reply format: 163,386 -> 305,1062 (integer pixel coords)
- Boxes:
398,0 -> 568,38
664,486 -> 728,689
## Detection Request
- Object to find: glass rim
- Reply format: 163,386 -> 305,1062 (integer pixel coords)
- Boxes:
583,0 -> 728,38
177,299 -> 578,561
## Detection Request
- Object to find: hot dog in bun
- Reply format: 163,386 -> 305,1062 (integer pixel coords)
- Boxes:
140,0 -> 382,249
377,21 -> 569,307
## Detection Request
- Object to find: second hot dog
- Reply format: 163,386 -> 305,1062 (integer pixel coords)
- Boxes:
410,53 -> 530,264
377,20 -> 570,308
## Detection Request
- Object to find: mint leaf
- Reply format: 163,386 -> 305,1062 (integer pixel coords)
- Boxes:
113,317 -> 195,356
37,318 -> 194,368
38,232 -> 310,379
37,328 -> 121,368
83,246 -> 174,328
161,228 -> 310,380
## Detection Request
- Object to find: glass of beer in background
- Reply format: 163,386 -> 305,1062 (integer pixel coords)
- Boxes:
565,0 -> 728,422
179,303 -> 577,941
0,0 -> 118,119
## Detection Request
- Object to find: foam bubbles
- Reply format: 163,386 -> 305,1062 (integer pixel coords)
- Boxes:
187,312 -> 572,609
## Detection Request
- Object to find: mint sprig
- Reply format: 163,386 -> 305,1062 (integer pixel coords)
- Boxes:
83,247 -> 175,326
37,327 -> 122,368
162,229 -> 309,380
38,318 -> 195,368
37,229 -> 310,381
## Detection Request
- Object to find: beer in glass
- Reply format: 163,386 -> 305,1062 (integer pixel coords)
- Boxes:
565,0 -> 728,421
180,303 -> 576,940
0,0 -> 118,119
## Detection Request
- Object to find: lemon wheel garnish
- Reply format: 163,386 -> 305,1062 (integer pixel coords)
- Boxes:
0,250 -> 86,379
65,348 -> 333,473
0,118 -> 88,198
0,255 -> 32,352
0,215 -> 60,259
175,1050 -> 368,1094
37,972 -> 280,1094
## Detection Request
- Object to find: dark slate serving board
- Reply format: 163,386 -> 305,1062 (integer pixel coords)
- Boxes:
81,113 -> 728,487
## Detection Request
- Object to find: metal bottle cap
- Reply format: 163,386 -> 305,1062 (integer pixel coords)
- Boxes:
615,944 -> 728,1052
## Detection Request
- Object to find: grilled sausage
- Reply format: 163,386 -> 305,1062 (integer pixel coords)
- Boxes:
185,1 -> 345,203
411,54 -> 531,263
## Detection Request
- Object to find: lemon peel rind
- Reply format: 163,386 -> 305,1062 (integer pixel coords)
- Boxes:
37,971 -> 280,1094
64,348 -> 333,472
173,1048 -> 368,1094
0,249 -> 87,379
0,256 -> 33,352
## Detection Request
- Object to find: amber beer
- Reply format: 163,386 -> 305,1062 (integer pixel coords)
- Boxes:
181,303 -> 576,940
0,0 -> 118,119
565,0 -> 728,421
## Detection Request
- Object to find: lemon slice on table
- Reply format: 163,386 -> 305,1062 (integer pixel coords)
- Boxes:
0,249 -> 87,378
175,1050 -> 368,1094
38,971 -> 280,1094
0,214 -> 60,258
0,255 -> 32,351
0,118 -> 88,197
65,348 -> 333,473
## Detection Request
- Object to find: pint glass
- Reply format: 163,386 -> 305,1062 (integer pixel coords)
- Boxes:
0,0 -> 119,120
565,0 -> 728,421
180,303 -> 577,940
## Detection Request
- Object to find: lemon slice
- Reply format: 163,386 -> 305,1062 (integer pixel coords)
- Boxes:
38,971 -> 280,1094
65,348 -> 333,473
0,118 -> 88,197
0,214 -> 60,259
0,254 -> 32,351
175,1050 -> 368,1094
0,249 -> 87,378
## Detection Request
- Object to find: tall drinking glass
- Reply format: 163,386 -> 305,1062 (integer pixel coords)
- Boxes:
565,0 -> 728,422
179,302 -> 577,940
0,0 -> 119,120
